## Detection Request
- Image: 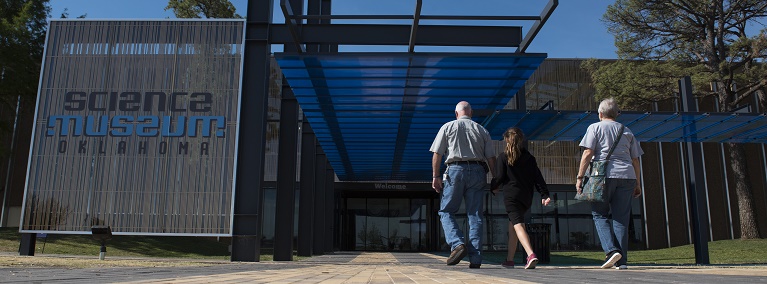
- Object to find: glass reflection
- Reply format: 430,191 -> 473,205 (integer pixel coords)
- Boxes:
346,197 -> 431,251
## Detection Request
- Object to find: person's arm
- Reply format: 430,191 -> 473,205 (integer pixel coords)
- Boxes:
531,158 -> 551,206
486,156 -> 496,178
489,155 -> 501,194
432,152 -> 443,193
632,157 -> 642,198
575,148 -> 594,193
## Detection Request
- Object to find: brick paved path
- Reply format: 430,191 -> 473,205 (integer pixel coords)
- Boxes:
0,252 -> 765,283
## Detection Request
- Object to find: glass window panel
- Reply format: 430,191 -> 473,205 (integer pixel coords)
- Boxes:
261,187 -> 276,246
566,217 -> 598,250
347,198 -> 367,250
411,199 -> 429,251
388,199 -> 410,251
485,215 -> 509,251
366,198 -> 389,250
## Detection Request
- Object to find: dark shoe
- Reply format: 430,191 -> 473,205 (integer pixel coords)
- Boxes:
501,260 -> 515,268
446,244 -> 467,265
601,251 -> 622,269
524,253 -> 538,269
469,263 -> 481,269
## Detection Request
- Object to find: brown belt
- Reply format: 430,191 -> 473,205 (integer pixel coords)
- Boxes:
447,160 -> 484,165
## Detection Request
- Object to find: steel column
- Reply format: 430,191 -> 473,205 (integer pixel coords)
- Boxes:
279,0 -> 306,53
516,86 -> 526,110
272,0 -> 304,262
408,0 -> 422,53
273,78 -> 300,261
19,233 -> 35,256
679,76 -> 710,264
320,0 -> 335,53
325,161 -> 335,252
231,0 -> 273,262
312,150 -> 327,255
517,0 -> 557,53
306,0 -> 321,53
297,119 -> 316,256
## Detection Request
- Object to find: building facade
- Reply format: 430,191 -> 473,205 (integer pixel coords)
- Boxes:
256,58 -> 767,252
4,19 -> 766,259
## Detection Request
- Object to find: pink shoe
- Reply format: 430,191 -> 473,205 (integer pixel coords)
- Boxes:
501,260 -> 515,268
524,253 -> 538,269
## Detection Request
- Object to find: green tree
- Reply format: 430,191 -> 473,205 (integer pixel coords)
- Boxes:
589,0 -> 767,239
0,0 -> 50,155
165,0 -> 242,18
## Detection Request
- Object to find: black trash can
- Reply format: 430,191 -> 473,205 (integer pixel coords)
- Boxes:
525,223 -> 551,264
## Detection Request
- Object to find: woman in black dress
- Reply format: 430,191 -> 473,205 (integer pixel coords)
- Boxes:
491,127 -> 552,269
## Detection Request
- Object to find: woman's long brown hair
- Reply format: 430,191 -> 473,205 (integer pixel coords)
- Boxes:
503,127 -> 525,165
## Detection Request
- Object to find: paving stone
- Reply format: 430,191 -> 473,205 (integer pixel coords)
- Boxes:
0,252 -> 764,283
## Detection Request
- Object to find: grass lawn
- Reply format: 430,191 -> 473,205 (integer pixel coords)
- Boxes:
483,238 -> 767,266
0,227 -> 245,261
0,228 -> 765,266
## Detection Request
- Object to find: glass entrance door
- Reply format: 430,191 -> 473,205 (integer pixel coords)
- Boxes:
345,197 -> 431,251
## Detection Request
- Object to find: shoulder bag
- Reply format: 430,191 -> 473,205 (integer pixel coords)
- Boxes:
575,124 -> 624,202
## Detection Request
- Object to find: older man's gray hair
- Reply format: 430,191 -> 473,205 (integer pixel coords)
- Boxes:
455,101 -> 472,112
598,98 -> 619,119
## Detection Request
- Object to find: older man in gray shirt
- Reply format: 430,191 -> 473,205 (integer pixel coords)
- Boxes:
576,98 -> 643,270
430,101 -> 496,269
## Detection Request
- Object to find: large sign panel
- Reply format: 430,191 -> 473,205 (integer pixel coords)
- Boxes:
21,20 -> 245,236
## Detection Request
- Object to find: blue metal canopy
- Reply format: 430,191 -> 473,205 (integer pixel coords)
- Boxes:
483,110 -> 767,143
275,52 -> 767,182
275,52 -> 547,181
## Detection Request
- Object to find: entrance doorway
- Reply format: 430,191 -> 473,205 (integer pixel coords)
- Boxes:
341,191 -> 438,251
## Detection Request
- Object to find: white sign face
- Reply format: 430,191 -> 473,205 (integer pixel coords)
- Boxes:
21,20 -> 245,236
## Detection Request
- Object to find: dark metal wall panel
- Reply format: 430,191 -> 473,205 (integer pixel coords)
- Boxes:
22,20 -> 245,235
661,143 -> 692,247
702,143 -> 730,241
744,143 -> 767,236
720,143 -> 767,238
763,144 -> 767,232
640,143 -> 669,249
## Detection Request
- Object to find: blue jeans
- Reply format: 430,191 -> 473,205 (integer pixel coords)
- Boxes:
591,178 -> 635,266
439,163 -> 486,264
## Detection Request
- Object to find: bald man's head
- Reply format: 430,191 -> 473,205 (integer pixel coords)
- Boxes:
455,101 -> 472,118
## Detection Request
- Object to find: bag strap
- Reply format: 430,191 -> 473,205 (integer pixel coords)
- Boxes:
604,124 -> 625,161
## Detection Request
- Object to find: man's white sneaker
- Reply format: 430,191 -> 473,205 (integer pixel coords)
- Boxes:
600,252 -> 622,269
614,265 -> 627,270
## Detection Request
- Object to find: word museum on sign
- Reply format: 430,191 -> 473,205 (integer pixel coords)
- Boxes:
44,91 -> 229,138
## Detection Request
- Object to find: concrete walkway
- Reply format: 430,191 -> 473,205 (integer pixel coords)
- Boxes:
1,252 -> 765,283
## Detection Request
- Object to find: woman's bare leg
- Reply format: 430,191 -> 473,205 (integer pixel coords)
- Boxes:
507,221 -> 519,261
514,223 -> 535,256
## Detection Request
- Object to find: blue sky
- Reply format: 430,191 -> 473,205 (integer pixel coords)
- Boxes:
49,0 -> 617,59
